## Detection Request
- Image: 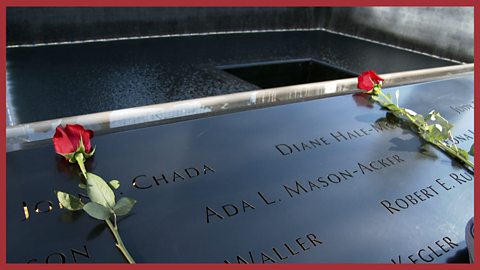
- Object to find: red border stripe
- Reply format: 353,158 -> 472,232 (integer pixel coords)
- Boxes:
2,0 -> 479,7
1,2 -> 477,270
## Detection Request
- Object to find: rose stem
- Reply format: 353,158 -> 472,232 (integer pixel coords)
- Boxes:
105,218 -> 136,264
76,156 -> 136,264
375,89 -> 474,172
75,153 -> 88,179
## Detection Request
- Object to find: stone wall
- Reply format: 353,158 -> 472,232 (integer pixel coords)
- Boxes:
6,7 -> 473,62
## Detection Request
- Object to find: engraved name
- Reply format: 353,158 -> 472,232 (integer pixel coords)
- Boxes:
283,154 -> 405,199
132,164 -> 215,189
380,170 -> 473,214
20,164 -> 216,219
224,233 -> 324,264
275,120 -> 397,156
20,193 -> 89,221
449,101 -> 473,114
390,236 -> 459,264
444,129 -> 474,145
206,154 -> 405,224
27,245 -> 90,263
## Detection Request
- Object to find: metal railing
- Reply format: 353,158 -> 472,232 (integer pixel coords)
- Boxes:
6,63 -> 474,152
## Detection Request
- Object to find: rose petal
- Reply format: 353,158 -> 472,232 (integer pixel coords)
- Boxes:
53,125 -> 76,155
357,70 -> 384,91
82,129 -> 94,153
367,70 -> 384,84
65,124 -> 94,153
64,124 -> 82,150
372,72 -> 385,81
357,72 -> 374,90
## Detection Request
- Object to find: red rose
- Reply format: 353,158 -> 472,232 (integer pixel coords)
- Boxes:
53,124 -> 94,161
357,70 -> 384,91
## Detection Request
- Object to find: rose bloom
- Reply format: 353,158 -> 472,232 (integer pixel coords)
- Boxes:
357,70 -> 384,91
53,124 -> 94,160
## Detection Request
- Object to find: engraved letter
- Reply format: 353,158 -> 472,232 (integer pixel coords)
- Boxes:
206,206 -> 224,224
222,204 -> 239,217
71,245 -> 90,263
275,144 -> 293,156
380,200 -> 400,214
283,181 -> 308,198
258,192 -> 276,205
35,201 -> 54,214
46,252 -> 66,263
132,175 -> 152,189
185,168 -> 200,178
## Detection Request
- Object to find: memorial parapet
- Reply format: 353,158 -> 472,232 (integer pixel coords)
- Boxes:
6,74 -> 474,263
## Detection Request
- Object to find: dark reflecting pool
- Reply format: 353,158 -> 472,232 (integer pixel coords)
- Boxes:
6,30 -> 456,125
221,59 -> 357,88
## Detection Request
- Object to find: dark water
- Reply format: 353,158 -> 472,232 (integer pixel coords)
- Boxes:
222,59 -> 357,89
6,30 -> 454,124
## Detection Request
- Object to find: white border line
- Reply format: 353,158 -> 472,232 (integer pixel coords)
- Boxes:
7,28 -> 464,64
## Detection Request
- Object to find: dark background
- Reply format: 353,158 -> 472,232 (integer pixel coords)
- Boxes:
7,7 -> 473,63
6,7 -> 472,126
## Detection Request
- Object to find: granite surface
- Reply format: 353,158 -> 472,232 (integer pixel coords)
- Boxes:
7,75 -> 473,263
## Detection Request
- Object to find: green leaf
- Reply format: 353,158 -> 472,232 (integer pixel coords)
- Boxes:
385,103 -> 401,112
84,146 -> 96,158
434,124 -> 450,141
395,89 -> 399,104
426,124 -> 448,141
62,153 -> 75,161
108,180 -> 120,190
469,144 -> 474,156
457,148 -> 470,161
427,111 -> 453,133
113,197 -> 137,216
414,114 -> 425,124
435,113 -> 453,132
86,172 -> 115,209
83,202 -> 111,220
55,191 -> 84,211
78,183 -> 87,189
424,111 -> 453,142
